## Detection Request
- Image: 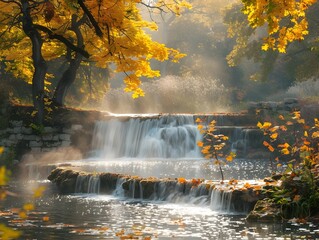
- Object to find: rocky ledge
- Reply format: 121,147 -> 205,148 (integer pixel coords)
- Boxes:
48,167 -> 279,213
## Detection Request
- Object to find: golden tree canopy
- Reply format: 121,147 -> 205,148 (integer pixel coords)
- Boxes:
241,0 -> 317,53
0,0 -> 190,98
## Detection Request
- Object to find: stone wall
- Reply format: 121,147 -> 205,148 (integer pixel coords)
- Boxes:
0,104 -> 98,161
247,98 -> 300,114
0,120 -> 85,154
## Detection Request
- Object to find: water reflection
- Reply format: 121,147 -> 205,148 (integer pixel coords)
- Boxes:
57,158 -> 275,180
2,181 -> 318,239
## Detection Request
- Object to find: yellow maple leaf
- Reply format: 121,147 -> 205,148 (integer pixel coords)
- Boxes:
33,186 -> 46,198
270,132 -> 278,140
23,203 -> 34,211
225,155 -> 232,162
281,148 -> 290,155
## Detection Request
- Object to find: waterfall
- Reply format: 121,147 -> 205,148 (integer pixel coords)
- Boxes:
210,188 -> 233,212
111,178 -> 237,213
75,174 -> 100,194
91,115 -> 202,158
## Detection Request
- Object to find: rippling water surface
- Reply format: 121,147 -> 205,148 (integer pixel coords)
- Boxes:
2,174 -> 319,240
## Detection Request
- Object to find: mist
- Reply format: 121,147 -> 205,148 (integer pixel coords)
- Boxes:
99,0 -> 319,114
103,75 -> 231,113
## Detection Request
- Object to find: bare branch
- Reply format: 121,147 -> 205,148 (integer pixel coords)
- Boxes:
33,24 -> 90,58
77,0 -> 103,37
139,2 -> 167,13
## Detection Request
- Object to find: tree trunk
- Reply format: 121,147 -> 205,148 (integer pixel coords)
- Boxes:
21,0 -> 47,124
53,14 -> 84,106
53,58 -> 82,106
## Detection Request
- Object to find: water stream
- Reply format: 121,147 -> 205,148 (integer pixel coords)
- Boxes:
3,114 -> 319,239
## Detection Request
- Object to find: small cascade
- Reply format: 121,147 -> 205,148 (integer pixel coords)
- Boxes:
113,178 -> 126,197
49,168 -> 264,214
75,174 -> 100,194
91,115 -> 202,158
88,176 -> 100,194
112,177 -> 235,213
210,188 -> 233,212
230,127 -> 250,155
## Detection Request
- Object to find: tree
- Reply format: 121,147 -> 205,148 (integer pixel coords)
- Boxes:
0,0 -> 189,123
240,0 -> 317,53
224,1 -> 319,95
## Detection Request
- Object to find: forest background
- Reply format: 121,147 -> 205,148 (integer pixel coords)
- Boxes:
1,0 -> 318,120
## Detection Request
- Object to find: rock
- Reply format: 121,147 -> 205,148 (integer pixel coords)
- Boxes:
284,98 -> 298,104
48,167 -> 266,213
29,141 -> 43,148
59,134 -> 71,141
71,124 -> 83,131
246,198 -> 282,222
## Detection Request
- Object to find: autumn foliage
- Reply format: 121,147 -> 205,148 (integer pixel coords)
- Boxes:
241,0 -> 317,53
196,117 -> 236,181
258,112 -> 319,218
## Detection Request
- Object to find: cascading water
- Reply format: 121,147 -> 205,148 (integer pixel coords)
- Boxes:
63,114 -> 267,214
91,115 -> 203,158
75,174 -> 100,194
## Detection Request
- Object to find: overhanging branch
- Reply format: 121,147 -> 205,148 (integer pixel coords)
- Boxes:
34,24 -> 90,58
77,0 -> 103,37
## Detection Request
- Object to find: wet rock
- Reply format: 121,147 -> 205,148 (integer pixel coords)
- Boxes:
246,198 -> 282,222
48,168 -> 79,194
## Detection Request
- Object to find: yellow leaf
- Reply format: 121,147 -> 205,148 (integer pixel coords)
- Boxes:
304,131 -> 308,137
43,216 -> 50,222
278,143 -> 290,148
23,203 -> 34,211
19,211 -> 27,219
33,186 -> 46,198
281,148 -> 290,155
178,177 -> 187,184
0,224 -> 21,240
222,136 -> 229,141
300,145 -> 309,152
279,115 -> 285,120
270,132 -> 278,140
263,141 -> 270,147
312,131 -> 319,138
0,147 -> 4,155
197,141 -> 203,147
269,126 -> 279,132
268,145 -> 275,152
226,155 -> 233,162
261,44 -> 269,51
262,122 -> 272,129
31,110 -> 38,117
195,118 -> 202,123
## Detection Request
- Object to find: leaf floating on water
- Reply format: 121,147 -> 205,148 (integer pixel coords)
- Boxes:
18,211 -> 27,219
0,223 -> 21,240
33,186 -> 46,198
23,203 -> 35,211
